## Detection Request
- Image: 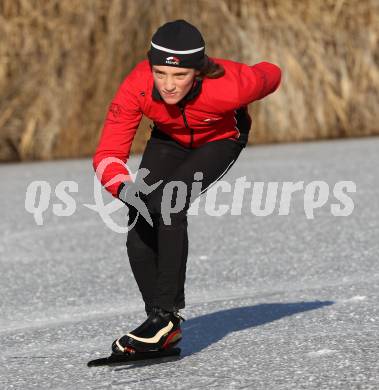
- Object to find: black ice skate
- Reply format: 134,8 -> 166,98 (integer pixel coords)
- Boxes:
87,346 -> 181,367
111,307 -> 185,355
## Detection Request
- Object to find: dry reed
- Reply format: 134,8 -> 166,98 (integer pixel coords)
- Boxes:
0,0 -> 378,161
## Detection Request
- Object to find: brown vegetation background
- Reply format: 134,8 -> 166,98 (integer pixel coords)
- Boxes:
0,0 -> 378,162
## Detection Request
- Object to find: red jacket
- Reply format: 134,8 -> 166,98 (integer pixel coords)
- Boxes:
93,58 -> 281,198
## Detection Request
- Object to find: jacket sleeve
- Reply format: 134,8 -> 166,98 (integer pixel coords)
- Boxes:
239,61 -> 282,105
92,73 -> 143,199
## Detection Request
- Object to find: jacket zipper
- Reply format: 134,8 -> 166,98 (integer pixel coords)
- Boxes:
179,105 -> 193,148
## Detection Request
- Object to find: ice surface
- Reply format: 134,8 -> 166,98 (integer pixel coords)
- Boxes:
1,138 -> 378,389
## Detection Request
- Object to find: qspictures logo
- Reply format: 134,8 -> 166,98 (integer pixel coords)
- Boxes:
24,157 -> 357,234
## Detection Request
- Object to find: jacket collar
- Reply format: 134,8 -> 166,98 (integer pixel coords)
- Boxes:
152,77 -> 203,104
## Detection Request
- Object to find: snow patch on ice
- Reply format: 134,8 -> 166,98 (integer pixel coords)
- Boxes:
199,255 -> 209,260
340,295 -> 367,303
307,349 -> 337,357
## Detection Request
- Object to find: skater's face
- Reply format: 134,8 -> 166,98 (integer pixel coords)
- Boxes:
152,65 -> 200,105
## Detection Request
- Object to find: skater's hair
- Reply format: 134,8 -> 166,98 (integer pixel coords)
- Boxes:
147,52 -> 225,79
197,57 -> 225,79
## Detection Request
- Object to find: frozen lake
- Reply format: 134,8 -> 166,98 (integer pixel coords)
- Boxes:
1,137 -> 378,389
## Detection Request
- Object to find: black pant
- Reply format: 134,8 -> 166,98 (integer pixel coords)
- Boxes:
126,128 -> 245,314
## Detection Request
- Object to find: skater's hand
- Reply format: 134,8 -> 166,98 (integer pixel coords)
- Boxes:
117,169 -> 163,227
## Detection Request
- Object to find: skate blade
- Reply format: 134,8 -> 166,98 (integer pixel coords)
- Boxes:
87,347 -> 181,367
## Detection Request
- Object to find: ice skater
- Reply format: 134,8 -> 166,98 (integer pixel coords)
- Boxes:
93,19 -> 281,358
